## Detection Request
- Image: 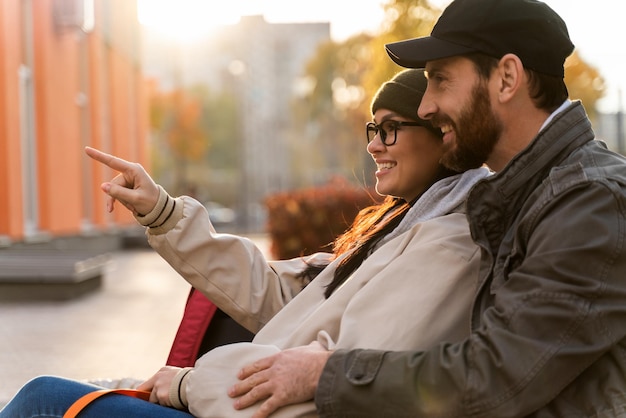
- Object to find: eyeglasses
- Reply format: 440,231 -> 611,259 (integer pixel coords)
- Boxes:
365,120 -> 424,146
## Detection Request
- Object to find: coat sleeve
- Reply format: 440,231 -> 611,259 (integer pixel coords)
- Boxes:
315,182 -> 626,417
146,194 -> 332,333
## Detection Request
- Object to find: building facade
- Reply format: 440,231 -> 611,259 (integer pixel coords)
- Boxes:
0,0 -> 147,246
595,111 -> 626,155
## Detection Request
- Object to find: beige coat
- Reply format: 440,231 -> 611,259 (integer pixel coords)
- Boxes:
146,194 -> 481,417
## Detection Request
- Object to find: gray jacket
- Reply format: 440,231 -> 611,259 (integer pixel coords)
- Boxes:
315,101 -> 626,417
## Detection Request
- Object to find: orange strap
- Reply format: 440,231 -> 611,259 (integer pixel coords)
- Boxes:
63,389 -> 151,418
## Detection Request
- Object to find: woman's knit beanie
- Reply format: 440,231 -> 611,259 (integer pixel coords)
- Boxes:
370,69 -> 441,136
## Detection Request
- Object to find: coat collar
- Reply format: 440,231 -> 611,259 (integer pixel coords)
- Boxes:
466,101 -> 595,253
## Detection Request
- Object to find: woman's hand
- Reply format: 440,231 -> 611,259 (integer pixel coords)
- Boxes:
137,366 -> 182,406
84,146 -> 160,216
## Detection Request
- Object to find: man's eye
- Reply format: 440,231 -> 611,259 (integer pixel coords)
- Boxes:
431,74 -> 445,85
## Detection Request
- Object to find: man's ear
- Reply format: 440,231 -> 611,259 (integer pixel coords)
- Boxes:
496,53 -> 524,103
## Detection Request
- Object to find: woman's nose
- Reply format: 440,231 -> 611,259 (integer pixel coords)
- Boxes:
367,134 -> 385,154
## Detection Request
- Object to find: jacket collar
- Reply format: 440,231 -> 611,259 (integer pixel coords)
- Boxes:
494,101 -> 594,200
466,101 -> 595,252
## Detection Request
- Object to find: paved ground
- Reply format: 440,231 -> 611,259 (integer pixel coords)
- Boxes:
0,234 -> 270,408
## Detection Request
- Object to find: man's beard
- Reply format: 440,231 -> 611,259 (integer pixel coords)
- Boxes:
434,81 -> 502,172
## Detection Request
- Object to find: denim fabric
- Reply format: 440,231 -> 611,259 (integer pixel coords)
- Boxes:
0,376 -> 192,418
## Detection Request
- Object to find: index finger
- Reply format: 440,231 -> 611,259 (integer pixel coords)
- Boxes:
85,146 -> 133,173
136,374 -> 156,392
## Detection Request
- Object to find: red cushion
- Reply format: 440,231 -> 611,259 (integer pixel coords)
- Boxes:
166,288 -> 218,367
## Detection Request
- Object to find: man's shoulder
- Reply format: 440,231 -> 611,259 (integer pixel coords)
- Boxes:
566,140 -> 626,184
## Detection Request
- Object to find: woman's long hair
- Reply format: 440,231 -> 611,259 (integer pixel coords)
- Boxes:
298,164 -> 458,298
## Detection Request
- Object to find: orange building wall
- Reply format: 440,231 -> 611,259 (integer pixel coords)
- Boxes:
32,0 -> 83,235
87,0 -> 146,228
109,49 -> 140,225
0,1 -> 25,239
85,26 -> 108,226
0,0 -> 146,242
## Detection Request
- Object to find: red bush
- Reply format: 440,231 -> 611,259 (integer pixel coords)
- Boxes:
265,177 -> 380,259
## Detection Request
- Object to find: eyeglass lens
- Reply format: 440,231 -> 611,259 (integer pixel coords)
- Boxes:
366,121 -> 395,145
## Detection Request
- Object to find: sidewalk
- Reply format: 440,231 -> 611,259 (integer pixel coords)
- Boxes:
0,234 -> 271,408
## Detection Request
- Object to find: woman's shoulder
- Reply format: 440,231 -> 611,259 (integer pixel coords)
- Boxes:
399,212 -> 477,257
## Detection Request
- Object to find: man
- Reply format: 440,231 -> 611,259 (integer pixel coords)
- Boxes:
228,0 -> 626,417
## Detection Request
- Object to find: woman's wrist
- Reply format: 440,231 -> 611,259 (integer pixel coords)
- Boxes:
134,185 -> 173,228
168,367 -> 193,410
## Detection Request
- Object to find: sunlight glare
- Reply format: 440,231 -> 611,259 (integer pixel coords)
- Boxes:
138,0 -> 241,42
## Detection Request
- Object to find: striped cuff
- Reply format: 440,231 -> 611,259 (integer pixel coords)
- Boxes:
134,185 -> 175,228
169,367 -> 193,410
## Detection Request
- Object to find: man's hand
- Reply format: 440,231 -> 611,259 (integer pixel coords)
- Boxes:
228,342 -> 332,418
137,366 -> 181,406
84,146 -> 159,215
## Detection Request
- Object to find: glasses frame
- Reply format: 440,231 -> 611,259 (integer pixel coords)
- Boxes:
365,120 -> 424,146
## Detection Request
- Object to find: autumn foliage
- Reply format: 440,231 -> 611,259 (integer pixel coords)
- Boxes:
150,89 -> 210,163
265,177 -> 381,259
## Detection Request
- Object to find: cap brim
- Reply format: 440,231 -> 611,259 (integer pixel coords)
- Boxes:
385,36 -> 476,68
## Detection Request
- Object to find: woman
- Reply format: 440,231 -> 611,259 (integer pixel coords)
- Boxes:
0,69 -> 490,417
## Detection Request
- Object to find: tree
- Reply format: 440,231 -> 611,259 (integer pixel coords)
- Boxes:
148,87 -> 210,193
288,0 -> 441,188
289,34 -> 377,188
565,50 -> 605,122
361,0 -> 441,113
148,84 -> 240,198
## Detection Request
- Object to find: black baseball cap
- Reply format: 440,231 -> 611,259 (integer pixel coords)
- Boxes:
385,0 -> 574,77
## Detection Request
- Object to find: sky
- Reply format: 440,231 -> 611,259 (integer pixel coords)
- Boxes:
138,0 -> 625,113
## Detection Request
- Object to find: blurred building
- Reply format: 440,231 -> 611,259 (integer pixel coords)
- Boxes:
142,15 -> 330,231
0,0 -> 147,247
595,111 -> 626,155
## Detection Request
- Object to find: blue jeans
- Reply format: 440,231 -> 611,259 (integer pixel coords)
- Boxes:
0,376 -> 193,418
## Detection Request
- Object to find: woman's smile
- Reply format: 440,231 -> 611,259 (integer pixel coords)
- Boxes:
375,160 -> 397,174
